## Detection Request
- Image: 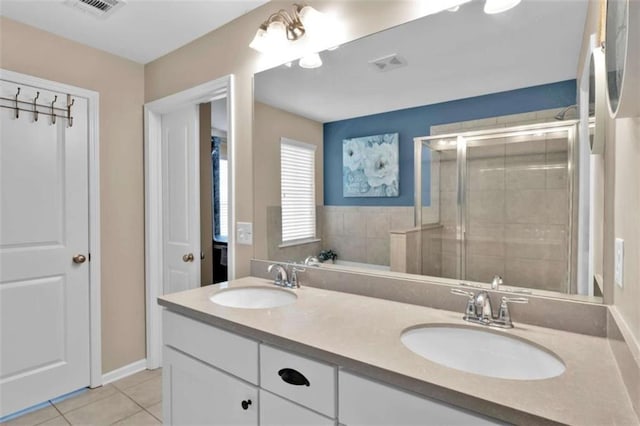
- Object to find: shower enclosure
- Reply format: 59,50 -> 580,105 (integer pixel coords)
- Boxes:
414,121 -> 580,295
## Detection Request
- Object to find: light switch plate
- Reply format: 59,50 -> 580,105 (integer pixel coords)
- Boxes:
237,222 -> 253,245
615,238 -> 624,288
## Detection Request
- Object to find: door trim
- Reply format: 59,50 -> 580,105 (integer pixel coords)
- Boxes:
144,75 -> 235,369
0,68 -> 102,388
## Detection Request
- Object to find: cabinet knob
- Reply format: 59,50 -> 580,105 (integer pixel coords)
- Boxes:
241,399 -> 252,410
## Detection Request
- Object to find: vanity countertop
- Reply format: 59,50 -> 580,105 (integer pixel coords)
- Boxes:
158,277 -> 639,425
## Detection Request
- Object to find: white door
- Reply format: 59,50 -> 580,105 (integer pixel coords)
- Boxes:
161,106 -> 200,295
0,81 -> 90,416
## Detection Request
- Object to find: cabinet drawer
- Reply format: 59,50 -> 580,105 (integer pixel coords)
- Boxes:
259,390 -> 335,426
339,371 -> 503,426
260,344 -> 336,418
163,310 -> 258,384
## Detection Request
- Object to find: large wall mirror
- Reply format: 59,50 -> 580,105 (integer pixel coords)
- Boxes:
253,0 -> 603,301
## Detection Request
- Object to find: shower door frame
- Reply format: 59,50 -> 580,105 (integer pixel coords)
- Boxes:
415,120 -> 579,293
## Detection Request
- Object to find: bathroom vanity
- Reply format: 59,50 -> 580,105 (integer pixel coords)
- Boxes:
158,277 -> 638,425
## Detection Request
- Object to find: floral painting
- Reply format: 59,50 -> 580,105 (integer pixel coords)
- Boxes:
343,133 -> 399,197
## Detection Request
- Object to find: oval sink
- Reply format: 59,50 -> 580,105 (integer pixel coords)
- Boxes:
210,287 -> 297,309
401,326 -> 565,380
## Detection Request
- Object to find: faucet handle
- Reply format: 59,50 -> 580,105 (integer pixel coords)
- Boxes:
289,266 -> 305,288
451,288 -> 476,319
496,296 -> 528,328
491,275 -> 503,290
450,288 -> 475,298
501,296 -> 528,304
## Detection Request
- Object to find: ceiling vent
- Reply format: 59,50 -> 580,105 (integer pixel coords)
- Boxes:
368,54 -> 408,72
64,0 -> 126,19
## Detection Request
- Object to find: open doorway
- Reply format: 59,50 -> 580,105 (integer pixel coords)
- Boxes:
200,97 -> 229,285
144,75 -> 235,369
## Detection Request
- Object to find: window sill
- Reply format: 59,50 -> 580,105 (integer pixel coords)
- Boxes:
278,238 -> 321,249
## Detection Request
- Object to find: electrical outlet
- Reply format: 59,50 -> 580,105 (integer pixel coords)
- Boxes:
615,238 -> 624,288
237,222 -> 253,245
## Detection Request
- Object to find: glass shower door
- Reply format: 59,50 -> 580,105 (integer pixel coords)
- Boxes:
462,130 -> 571,292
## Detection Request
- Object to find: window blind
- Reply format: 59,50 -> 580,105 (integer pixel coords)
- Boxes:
280,138 -> 316,243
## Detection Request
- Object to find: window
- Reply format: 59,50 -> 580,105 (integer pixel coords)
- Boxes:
280,138 -> 316,244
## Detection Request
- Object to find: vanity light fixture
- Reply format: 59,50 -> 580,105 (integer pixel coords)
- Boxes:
249,4 -> 328,54
483,0 -> 521,14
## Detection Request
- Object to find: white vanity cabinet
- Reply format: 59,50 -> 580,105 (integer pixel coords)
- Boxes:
162,310 -> 336,426
162,309 -> 502,426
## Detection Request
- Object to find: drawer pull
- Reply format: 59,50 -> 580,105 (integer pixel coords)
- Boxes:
241,399 -> 252,410
278,368 -> 310,386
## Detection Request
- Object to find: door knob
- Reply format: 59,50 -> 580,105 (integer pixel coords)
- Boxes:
73,254 -> 87,264
182,253 -> 194,262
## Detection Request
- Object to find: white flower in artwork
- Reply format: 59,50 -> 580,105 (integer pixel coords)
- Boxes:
343,138 -> 365,171
363,142 -> 398,188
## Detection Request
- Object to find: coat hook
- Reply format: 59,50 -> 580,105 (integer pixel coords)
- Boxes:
14,87 -> 20,119
51,95 -> 58,125
66,95 -> 74,128
33,91 -> 40,122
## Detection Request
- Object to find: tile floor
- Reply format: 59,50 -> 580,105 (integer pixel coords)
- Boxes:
2,369 -> 162,426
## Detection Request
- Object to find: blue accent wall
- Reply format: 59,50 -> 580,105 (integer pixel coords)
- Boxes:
323,79 -> 576,206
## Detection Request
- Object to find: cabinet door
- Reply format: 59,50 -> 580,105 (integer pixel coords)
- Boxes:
163,346 -> 258,426
260,390 -> 335,426
339,371 -> 504,426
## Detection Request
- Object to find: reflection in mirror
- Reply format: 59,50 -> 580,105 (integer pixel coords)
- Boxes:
201,98 -> 229,286
253,0 -> 602,299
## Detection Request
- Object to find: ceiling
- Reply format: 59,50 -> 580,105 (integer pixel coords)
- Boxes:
254,0 -> 588,123
0,0 -> 269,64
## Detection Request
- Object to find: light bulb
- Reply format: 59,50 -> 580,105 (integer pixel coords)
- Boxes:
298,5 -> 326,33
484,0 -> 521,14
267,20 -> 287,47
298,52 -> 322,69
249,27 -> 268,52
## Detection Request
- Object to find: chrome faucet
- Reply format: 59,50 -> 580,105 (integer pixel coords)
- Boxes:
304,256 -> 320,266
268,264 -> 288,286
491,275 -> 503,290
267,263 -> 305,289
451,287 -> 528,328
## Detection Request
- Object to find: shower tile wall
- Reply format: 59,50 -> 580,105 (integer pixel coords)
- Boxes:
322,206 -> 414,266
429,109 -> 570,292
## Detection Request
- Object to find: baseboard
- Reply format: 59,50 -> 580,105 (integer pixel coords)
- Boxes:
101,359 -> 147,385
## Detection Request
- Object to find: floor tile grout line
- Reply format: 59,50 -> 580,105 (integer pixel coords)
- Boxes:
115,383 -> 162,412
110,386 -> 163,425
145,407 -> 162,423
106,407 -> 144,426
53,386 -> 116,416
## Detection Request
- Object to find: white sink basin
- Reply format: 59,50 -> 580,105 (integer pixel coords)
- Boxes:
401,325 -> 565,380
210,287 -> 297,309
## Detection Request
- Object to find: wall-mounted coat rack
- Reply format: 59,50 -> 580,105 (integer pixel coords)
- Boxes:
0,87 -> 75,127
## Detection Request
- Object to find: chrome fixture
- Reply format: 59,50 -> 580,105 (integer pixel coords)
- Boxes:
267,263 -> 305,288
249,4 -> 325,52
554,104 -> 578,120
304,256 -> 320,266
491,274 -> 503,290
451,288 -> 528,328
